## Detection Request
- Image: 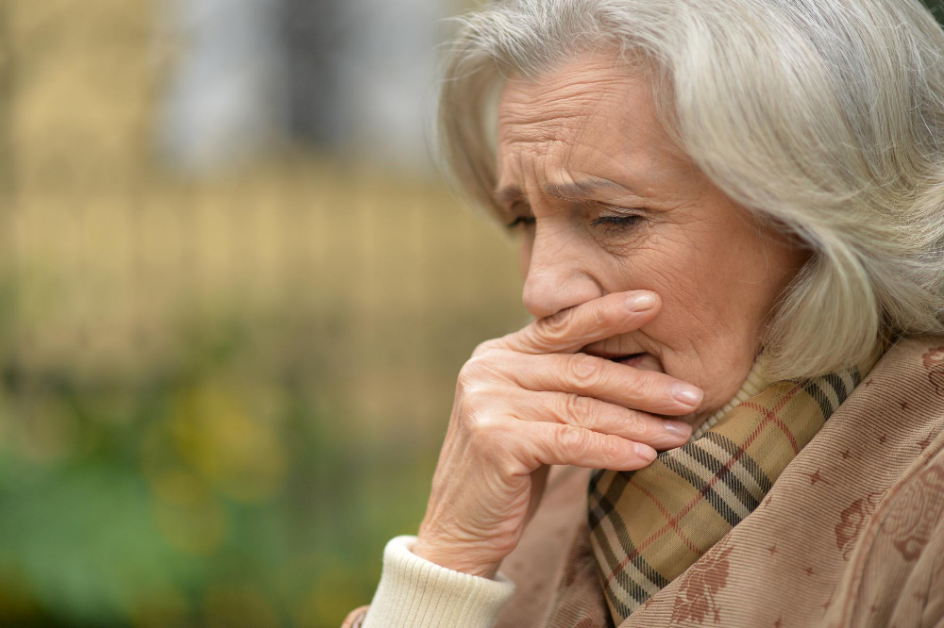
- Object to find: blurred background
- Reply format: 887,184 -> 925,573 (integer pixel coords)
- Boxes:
0,1 -> 942,627
0,1 -> 528,626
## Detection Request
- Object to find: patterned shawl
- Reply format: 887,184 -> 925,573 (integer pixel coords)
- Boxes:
583,347 -> 884,624
342,336 -> 944,628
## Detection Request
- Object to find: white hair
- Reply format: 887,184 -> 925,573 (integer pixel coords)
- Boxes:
438,0 -> 944,380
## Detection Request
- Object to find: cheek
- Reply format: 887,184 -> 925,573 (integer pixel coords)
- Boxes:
628,236 -> 756,347
648,265 -> 721,339
640,227 -> 798,365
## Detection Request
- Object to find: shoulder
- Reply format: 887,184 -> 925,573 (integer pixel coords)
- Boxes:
871,434 -> 944,552
849,333 -> 944,532
854,333 -> 944,437
841,426 -> 944,623
876,333 -> 944,393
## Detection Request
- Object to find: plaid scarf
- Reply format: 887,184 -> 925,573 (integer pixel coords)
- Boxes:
586,349 -> 882,624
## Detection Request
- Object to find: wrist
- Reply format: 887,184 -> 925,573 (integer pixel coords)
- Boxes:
412,535 -> 501,579
361,536 -> 515,628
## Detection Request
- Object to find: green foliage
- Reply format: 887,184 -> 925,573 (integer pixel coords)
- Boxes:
0,305 -> 437,628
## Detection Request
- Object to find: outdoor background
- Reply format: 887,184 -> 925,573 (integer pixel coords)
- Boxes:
0,1 -> 941,627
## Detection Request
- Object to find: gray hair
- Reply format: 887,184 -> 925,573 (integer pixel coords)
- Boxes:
438,0 -> 944,381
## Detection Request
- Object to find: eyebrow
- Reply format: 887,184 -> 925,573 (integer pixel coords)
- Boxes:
492,178 -> 635,208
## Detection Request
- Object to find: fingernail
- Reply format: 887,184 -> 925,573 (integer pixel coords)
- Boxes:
626,292 -> 656,312
671,382 -> 704,407
663,421 -> 693,439
636,442 -> 657,462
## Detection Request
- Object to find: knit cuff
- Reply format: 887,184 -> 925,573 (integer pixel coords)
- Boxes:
360,535 -> 516,628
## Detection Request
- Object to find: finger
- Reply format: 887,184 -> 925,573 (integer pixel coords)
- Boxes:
484,350 -> 703,415
513,420 -> 658,473
510,389 -> 691,450
495,290 -> 659,355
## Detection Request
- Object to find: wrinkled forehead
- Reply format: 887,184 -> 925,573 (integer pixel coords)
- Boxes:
494,52 -> 692,194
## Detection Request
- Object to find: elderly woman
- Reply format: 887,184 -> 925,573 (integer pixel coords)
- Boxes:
344,0 -> 944,626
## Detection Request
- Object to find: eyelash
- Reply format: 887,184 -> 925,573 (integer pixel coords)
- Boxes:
591,215 -> 643,233
505,214 -> 642,232
507,216 -> 535,229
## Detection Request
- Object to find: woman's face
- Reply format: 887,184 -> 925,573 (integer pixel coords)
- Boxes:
495,51 -> 810,424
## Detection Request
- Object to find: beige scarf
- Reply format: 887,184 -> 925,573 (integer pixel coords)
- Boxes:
583,347 -> 883,624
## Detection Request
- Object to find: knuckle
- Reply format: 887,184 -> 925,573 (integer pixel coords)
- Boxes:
628,371 -> 658,400
586,301 -> 610,331
458,356 -> 489,384
625,411 -> 655,440
457,393 -> 490,425
537,308 -> 573,343
464,410 -> 500,446
557,424 -> 589,456
454,373 -> 474,398
562,393 -> 594,429
568,353 -> 603,388
601,434 -> 628,461
471,339 -> 501,358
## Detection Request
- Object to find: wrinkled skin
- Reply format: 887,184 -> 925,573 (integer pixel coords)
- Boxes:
413,51 -> 809,578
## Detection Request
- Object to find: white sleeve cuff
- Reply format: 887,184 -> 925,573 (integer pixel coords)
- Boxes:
361,535 -> 516,628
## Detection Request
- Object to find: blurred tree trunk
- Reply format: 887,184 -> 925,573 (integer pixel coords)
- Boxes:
281,0 -> 346,147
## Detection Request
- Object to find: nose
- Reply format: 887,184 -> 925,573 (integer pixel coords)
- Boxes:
521,227 -> 603,319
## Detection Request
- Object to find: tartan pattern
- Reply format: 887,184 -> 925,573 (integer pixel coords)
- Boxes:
587,354 -> 879,623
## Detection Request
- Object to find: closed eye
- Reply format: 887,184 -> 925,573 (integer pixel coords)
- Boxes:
507,215 -> 536,230
591,215 -> 643,233
507,213 -> 642,232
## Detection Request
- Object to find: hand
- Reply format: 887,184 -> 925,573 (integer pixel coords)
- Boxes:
412,290 -> 703,578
